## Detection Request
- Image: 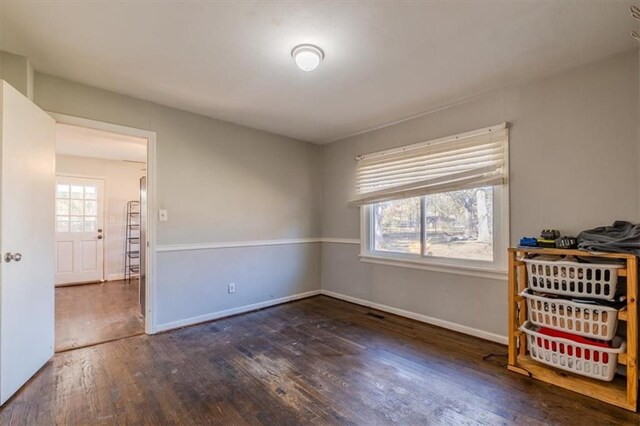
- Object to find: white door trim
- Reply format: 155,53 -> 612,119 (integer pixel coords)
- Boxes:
49,112 -> 158,335
55,173 -> 107,284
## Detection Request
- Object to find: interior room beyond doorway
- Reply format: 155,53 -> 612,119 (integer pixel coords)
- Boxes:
54,122 -> 148,352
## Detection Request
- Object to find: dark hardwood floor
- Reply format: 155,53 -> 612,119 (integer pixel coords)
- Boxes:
3,295 -> 639,424
55,279 -> 144,352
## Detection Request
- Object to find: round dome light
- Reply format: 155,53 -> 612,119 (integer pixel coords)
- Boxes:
291,44 -> 324,72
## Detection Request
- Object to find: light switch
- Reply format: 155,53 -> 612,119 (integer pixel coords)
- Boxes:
159,209 -> 168,222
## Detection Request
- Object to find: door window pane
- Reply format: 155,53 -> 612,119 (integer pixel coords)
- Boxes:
84,185 -> 97,200
373,197 -> 421,254
70,185 -> 84,199
424,187 -> 493,261
57,184 -> 70,199
84,200 -> 97,216
56,199 -> 70,216
56,216 -> 69,232
84,216 -> 97,232
70,216 -> 83,232
56,179 -> 101,233
70,200 -> 84,215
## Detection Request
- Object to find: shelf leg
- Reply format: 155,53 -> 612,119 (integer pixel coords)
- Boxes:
517,262 -> 527,356
508,250 -> 518,366
626,256 -> 638,410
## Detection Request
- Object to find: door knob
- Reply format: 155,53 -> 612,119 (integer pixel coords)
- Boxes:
97,235 -> 103,240
98,229 -> 103,233
4,252 -> 21,263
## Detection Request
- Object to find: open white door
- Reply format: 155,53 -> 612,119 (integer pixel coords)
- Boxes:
0,81 -> 56,404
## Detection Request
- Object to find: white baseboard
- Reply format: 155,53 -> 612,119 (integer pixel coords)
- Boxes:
320,289 -> 508,345
152,288 -> 507,345
107,273 -> 125,281
154,289 -> 322,333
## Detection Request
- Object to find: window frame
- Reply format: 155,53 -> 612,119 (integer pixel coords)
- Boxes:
360,182 -> 509,280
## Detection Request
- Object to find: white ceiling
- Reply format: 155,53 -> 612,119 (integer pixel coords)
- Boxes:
56,123 -> 147,163
2,2 -> 638,144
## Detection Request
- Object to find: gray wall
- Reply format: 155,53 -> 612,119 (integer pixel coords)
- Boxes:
34,73 -> 322,330
156,243 -> 320,328
320,51 -> 639,339
0,51 -> 33,100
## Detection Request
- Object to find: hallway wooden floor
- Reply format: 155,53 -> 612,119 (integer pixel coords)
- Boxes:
55,280 -> 144,352
3,296 -> 639,424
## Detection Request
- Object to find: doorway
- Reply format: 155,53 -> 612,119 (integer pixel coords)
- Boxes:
52,115 -> 155,351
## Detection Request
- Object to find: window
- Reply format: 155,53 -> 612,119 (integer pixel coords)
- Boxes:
353,124 -> 509,276
370,186 -> 497,261
56,182 -> 99,233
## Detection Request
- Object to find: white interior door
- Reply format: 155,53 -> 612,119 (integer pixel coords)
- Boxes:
0,81 -> 56,404
55,176 -> 105,285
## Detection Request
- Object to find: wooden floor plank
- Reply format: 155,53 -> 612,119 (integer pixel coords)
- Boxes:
1,295 -> 639,425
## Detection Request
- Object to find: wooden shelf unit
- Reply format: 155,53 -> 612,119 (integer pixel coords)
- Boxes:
507,247 -> 638,412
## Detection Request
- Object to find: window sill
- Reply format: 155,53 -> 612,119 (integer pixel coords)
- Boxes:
359,254 -> 508,280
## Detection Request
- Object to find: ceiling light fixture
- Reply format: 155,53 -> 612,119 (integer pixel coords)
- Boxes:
291,44 -> 324,72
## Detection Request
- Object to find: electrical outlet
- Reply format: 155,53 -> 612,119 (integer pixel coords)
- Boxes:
228,282 -> 236,293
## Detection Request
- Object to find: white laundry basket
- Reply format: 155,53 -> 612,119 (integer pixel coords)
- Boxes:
521,322 -> 625,381
523,258 -> 622,300
521,290 -> 619,341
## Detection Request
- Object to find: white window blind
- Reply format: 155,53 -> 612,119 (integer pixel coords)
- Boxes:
349,123 -> 508,206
